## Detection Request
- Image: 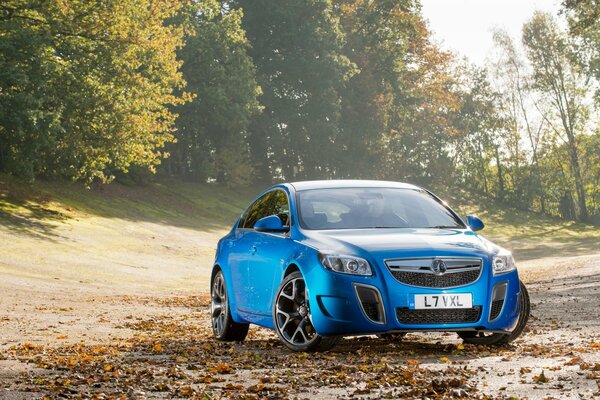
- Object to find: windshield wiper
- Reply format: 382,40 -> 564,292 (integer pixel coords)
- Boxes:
427,225 -> 461,229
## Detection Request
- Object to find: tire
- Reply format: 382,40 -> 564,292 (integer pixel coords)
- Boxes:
211,269 -> 249,341
458,280 -> 530,346
273,271 -> 339,352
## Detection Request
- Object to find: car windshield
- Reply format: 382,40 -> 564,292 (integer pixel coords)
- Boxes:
297,187 -> 464,230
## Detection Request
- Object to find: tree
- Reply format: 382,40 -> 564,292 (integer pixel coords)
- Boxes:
0,0 -> 187,183
334,0 -> 425,179
375,23 -> 460,186
452,66 -> 505,198
169,0 -> 261,184
489,30 -> 550,211
522,12 -> 593,220
334,0 -> 462,186
237,0 -> 356,181
563,0 -> 600,102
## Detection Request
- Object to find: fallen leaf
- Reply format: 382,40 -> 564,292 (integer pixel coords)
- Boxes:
152,343 -> 163,352
247,384 -> 269,393
215,362 -> 233,374
178,385 -> 195,397
533,370 -> 549,383
565,356 -> 582,366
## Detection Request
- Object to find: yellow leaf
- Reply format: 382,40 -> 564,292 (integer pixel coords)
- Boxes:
152,343 -> 163,352
440,357 -> 450,363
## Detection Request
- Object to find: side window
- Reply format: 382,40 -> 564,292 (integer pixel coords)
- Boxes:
271,190 -> 290,226
241,192 -> 275,229
239,189 -> 291,229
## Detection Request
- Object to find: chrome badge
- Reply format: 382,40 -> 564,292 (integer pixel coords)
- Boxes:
431,259 -> 447,274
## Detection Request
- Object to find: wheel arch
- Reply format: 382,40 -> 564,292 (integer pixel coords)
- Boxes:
283,262 -> 301,278
210,263 -> 244,324
210,264 -> 222,284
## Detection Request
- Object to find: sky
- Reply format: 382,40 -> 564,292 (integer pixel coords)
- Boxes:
420,0 -> 563,66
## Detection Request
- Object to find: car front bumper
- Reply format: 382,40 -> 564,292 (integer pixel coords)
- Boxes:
305,258 -> 522,337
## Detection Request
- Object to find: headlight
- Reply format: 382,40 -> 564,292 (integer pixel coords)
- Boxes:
319,254 -> 372,276
492,249 -> 516,275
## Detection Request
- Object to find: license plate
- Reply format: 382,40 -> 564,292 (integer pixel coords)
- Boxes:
412,293 -> 472,309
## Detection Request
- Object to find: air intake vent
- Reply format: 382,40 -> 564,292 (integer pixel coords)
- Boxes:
354,284 -> 385,324
396,307 -> 482,325
489,282 -> 507,321
490,299 -> 504,320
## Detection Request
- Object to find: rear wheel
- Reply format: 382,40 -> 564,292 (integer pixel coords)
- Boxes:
458,280 -> 530,346
273,271 -> 338,352
211,270 -> 249,341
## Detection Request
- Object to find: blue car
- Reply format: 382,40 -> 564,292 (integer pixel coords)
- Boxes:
211,180 -> 530,351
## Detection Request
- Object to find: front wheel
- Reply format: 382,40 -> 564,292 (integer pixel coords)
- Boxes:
458,280 -> 530,346
211,269 -> 249,341
273,271 -> 338,352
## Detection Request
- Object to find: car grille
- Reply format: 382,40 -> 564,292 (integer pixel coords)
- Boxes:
390,269 -> 481,288
489,299 -> 504,320
396,306 -> 482,325
385,257 -> 482,288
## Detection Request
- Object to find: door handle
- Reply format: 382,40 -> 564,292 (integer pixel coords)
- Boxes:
250,245 -> 257,255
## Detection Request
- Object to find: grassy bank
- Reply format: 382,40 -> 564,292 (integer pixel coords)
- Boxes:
0,175 -> 258,293
0,175 -> 597,285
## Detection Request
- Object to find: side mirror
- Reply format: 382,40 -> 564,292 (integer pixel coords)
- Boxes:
466,215 -> 485,231
254,215 -> 290,233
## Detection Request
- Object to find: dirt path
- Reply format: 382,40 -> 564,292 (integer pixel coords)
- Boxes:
1,253 -> 599,399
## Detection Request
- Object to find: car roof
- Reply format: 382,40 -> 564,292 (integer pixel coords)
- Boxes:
288,180 -> 421,192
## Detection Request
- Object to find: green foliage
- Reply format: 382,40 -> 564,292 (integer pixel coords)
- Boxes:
335,0 -> 444,181
522,12 -> 592,220
452,66 -> 505,196
0,0 -> 597,222
0,0 -> 187,183
238,0 -> 356,181
563,0 -> 600,102
168,0 -> 261,185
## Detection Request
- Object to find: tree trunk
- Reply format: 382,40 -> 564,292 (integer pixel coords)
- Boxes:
494,145 -> 505,200
566,136 -> 588,220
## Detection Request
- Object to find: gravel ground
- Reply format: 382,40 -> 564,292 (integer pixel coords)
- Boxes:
1,254 -> 599,399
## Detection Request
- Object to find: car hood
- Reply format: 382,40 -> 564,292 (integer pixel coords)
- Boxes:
301,228 -> 499,261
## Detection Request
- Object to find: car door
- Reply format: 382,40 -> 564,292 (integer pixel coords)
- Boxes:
244,189 -> 293,316
230,191 -> 274,311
